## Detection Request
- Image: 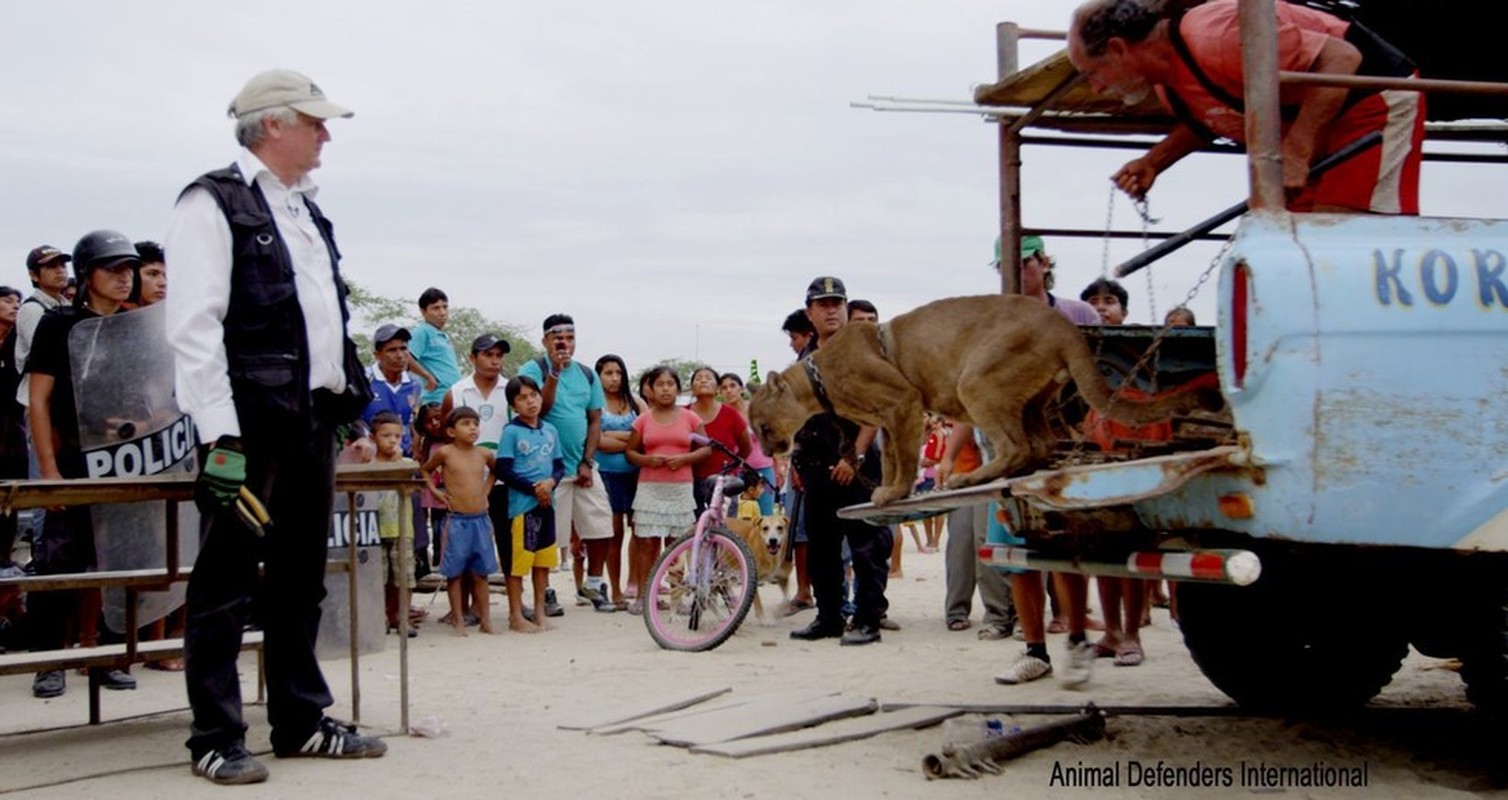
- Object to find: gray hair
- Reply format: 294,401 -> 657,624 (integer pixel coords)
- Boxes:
1073,0 -> 1169,58
234,106 -> 300,148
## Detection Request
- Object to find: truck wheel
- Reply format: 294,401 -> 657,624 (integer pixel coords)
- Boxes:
1177,570 -> 1406,712
1460,584 -> 1508,717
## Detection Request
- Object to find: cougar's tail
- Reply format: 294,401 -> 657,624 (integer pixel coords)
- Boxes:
1060,331 -> 1220,425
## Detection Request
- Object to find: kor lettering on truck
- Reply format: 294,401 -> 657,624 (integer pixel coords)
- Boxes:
84,414 -> 196,478
1374,248 -> 1508,308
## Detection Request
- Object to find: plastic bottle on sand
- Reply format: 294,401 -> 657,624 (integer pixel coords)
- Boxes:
940,717 -> 1016,747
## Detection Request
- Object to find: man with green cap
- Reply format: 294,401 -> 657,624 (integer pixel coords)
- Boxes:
983,235 -> 1101,686
994,235 -> 1101,325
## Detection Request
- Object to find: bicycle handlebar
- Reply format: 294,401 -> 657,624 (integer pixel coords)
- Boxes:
690,433 -> 775,492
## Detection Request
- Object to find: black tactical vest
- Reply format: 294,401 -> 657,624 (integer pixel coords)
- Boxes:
181,165 -> 371,435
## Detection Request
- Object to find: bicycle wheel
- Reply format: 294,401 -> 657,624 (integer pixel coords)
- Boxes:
643,527 -> 757,652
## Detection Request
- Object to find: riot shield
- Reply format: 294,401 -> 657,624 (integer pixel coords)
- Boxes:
318,489 -> 386,659
69,303 -> 199,634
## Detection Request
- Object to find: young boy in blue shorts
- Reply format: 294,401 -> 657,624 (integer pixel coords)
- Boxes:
498,375 -> 565,633
421,406 -> 499,636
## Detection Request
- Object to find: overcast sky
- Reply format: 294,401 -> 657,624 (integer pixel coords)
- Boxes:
2,1 -> 1500,382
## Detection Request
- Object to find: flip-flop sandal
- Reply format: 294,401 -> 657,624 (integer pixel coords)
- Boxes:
1046,619 -> 1068,634
1092,640 -> 1117,658
782,599 -> 815,617
1114,642 -> 1145,667
946,619 -> 972,632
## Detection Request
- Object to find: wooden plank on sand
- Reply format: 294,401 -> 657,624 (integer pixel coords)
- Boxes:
690,705 -> 960,758
559,686 -> 731,731
589,690 -> 834,736
651,693 -> 878,748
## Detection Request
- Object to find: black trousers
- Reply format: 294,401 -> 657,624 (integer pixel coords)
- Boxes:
486,484 -> 509,576
27,506 -> 94,652
802,489 -> 891,629
184,417 -> 336,756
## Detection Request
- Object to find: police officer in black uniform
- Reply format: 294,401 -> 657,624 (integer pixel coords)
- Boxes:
787,277 -> 892,646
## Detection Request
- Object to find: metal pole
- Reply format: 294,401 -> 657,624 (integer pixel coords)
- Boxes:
996,22 -> 1023,295
346,490 -> 360,723
397,486 -> 412,733
978,545 -> 1262,586
165,499 -> 179,580
1114,131 -> 1380,277
1239,0 -> 1285,211
1280,70 -> 1508,96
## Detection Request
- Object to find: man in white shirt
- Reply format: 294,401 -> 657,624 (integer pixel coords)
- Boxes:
15,245 -> 71,407
164,69 -> 383,786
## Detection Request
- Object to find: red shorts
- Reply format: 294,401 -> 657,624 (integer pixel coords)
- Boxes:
1290,84 -> 1425,215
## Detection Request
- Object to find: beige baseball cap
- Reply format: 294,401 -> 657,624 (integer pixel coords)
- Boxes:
227,69 -> 354,120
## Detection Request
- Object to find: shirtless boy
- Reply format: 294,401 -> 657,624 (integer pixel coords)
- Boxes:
421,406 -> 499,636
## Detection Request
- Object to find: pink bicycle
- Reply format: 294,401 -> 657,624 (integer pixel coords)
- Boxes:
642,435 -> 760,652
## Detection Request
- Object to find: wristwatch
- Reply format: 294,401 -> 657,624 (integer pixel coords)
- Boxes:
580,458 -> 595,470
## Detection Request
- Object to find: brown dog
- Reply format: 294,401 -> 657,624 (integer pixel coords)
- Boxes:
749,294 -> 1218,506
723,512 -> 791,625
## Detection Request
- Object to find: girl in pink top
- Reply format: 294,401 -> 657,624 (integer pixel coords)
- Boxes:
625,366 -> 710,613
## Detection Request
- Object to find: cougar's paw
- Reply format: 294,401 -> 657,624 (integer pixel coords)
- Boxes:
943,472 -> 980,491
870,485 -> 911,506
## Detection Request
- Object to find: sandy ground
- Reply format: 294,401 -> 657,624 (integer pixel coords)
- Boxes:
2,538 -> 1505,799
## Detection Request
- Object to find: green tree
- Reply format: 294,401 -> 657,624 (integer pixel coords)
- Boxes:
345,280 -> 539,372
632,358 -> 713,395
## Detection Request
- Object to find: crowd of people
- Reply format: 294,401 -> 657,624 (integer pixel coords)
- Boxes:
341,244 -> 1198,675
0,236 -> 171,702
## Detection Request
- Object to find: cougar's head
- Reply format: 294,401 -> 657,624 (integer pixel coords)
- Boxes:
748,369 -> 814,458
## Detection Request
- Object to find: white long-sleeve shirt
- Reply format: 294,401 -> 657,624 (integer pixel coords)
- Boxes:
164,149 -> 347,444
14,289 -> 63,407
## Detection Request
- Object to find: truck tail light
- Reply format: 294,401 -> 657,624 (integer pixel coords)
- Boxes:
1231,262 -> 1249,388
1217,493 -> 1255,519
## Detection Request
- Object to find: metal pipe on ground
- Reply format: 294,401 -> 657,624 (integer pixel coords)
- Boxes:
922,704 -> 1107,779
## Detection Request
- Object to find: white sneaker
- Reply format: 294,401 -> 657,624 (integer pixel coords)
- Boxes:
1060,641 -> 1094,688
994,651 -> 1052,685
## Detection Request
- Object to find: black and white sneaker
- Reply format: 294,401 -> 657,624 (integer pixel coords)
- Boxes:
277,717 -> 388,759
192,743 -> 269,785
583,582 -> 616,613
544,587 -> 565,618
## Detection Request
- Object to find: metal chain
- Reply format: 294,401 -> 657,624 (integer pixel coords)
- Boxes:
1067,184 -> 1122,464
1107,237 -> 1230,405
1100,184 -> 1116,279
1138,196 -> 1158,322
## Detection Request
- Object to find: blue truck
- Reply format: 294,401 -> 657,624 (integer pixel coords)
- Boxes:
847,1 -> 1508,713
